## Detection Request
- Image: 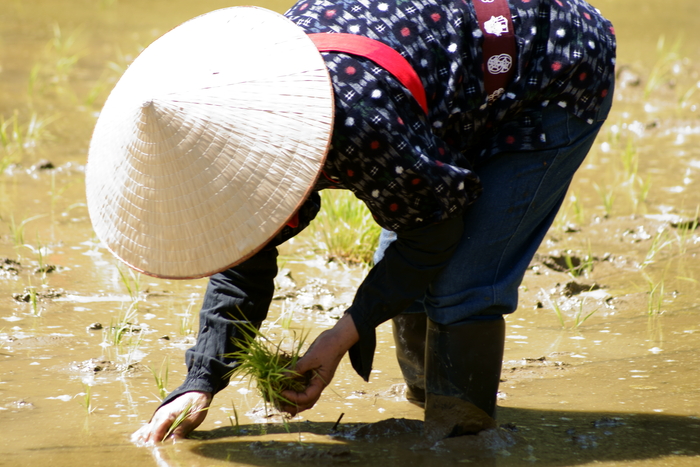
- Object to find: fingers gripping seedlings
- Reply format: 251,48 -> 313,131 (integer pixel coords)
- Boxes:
163,403 -> 209,442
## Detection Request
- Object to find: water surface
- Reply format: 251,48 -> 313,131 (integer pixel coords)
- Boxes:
1,0 -> 699,465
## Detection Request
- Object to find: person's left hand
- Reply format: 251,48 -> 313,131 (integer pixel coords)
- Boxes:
279,314 -> 359,415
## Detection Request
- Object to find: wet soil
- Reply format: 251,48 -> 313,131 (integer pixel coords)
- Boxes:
1,0 -> 700,466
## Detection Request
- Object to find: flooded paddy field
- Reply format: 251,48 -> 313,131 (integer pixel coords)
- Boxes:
1,0 -> 699,466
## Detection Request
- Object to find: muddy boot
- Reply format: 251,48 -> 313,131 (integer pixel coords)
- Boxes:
424,317 -> 505,440
392,313 -> 427,406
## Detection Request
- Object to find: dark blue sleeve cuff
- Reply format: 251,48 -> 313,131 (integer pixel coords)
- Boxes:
346,215 -> 464,380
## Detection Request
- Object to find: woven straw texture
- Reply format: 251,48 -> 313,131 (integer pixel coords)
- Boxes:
86,7 -> 334,279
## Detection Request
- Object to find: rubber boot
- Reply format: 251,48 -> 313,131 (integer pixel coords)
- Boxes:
391,313 -> 427,406
424,317 -> 505,439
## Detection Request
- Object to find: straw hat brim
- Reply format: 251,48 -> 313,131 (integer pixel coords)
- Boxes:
86,7 -> 334,279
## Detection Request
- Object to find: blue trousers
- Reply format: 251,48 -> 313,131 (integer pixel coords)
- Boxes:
375,94 -> 613,325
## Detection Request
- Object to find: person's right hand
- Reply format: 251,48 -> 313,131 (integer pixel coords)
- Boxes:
131,391 -> 212,446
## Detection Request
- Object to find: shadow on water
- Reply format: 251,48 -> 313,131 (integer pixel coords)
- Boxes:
144,408 -> 700,466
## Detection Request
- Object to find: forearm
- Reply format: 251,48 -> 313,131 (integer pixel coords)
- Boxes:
160,247 -> 279,407
346,215 -> 464,380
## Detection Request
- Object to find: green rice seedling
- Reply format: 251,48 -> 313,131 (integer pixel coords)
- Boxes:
30,287 -> 39,316
562,250 -> 592,278
645,277 -> 665,316
162,403 -> 208,442
562,251 -> 579,277
551,194 -> 578,232
121,331 -> 144,369
106,45 -> 136,77
542,289 -> 566,328
0,110 -> 54,161
49,172 -> 73,221
27,285 -> 40,316
635,175 -> 652,212
543,287 -> 598,329
8,214 -> 45,255
570,191 -> 585,225
149,358 -> 169,400
48,24 -> 82,83
178,297 -> 196,336
0,153 -> 14,174
583,240 -> 595,277
117,264 -> 141,309
23,112 -> 54,150
27,63 -> 41,99
0,114 -> 19,168
84,74 -> 110,107
103,302 -> 139,347
79,383 -> 94,415
27,24 -> 83,100
308,190 -> 381,265
23,237 -> 52,283
225,321 -> 310,411
641,228 -> 672,268
643,35 -> 683,99
594,183 -> 615,218
620,137 -> 639,183
228,401 -> 241,434
0,111 -> 21,151
674,206 -> 699,255
276,301 -> 295,331
572,290 -> 599,329
678,80 -> 700,110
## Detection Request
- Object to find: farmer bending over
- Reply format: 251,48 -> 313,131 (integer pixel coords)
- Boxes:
84,0 -> 615,445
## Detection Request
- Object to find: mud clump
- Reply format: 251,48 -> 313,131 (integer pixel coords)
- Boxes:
34,264 -> 57,275
12,287 -> 64,302
31,159 -> 55,171
0,258 -> 21,276
249,441 -> 352,463
562,281 -> 600,297
344,418 -> 423,439
70,358 -> 139,374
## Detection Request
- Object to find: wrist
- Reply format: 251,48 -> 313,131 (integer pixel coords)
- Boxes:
332,313 -> 360,352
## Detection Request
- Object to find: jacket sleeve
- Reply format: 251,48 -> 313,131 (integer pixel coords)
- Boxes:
346,214 -> 463,380
158,247 -> 278,408
158,193 -> 322,408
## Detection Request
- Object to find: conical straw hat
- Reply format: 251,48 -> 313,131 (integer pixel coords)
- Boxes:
86,7 -> 334,279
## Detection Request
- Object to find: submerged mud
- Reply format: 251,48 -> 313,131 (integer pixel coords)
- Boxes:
1,0 -> 700,466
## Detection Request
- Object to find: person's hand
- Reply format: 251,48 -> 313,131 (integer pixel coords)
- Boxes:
131,391 -> 212,446
279,314 -> 359,416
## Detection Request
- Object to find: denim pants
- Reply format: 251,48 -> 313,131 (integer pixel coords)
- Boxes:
374,94 -> 613,325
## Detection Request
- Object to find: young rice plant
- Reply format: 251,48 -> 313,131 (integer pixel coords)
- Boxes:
225,321 -> 310,411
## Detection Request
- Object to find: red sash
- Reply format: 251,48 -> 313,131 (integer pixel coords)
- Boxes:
307,33 -> 428,115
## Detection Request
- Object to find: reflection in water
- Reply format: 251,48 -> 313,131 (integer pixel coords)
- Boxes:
0,0 -> 699,466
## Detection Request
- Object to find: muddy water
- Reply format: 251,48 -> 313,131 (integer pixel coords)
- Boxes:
1,0 -> 699,466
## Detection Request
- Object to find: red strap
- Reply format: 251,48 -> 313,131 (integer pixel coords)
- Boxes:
307,33 -> 428,115
471,0 -> 517,102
